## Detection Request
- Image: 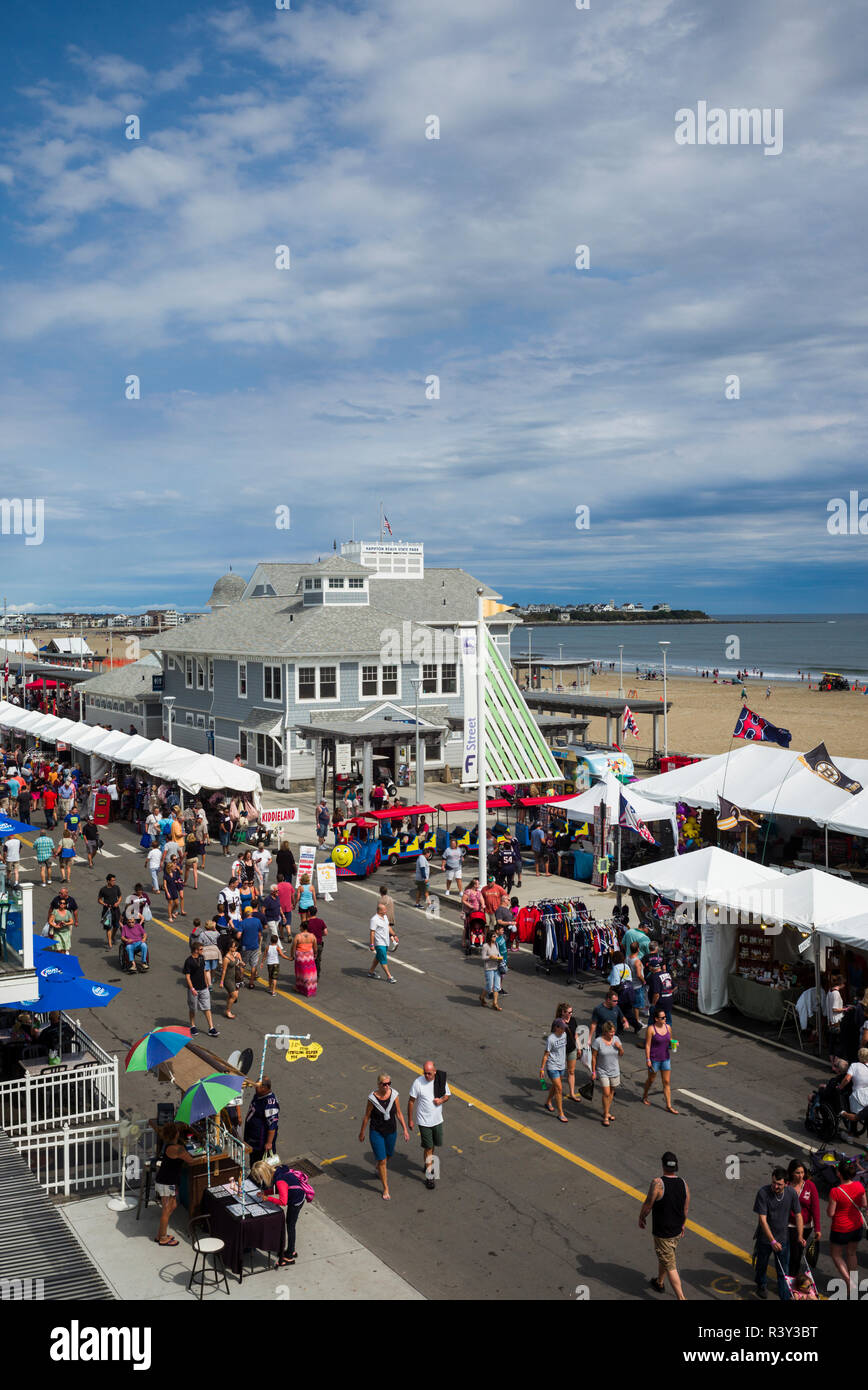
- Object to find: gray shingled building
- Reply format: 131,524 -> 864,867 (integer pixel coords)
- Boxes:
154,543 -> 519,790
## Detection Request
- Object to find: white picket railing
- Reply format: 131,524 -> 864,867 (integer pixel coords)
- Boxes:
14,1120 -> 156,1197
0,1013 -> 119,1137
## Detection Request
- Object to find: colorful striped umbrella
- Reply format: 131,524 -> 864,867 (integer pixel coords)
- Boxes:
174,1072 -> 244,1126
124,1026 -> 193,1073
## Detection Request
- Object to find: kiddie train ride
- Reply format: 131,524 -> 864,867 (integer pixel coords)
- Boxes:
330,805 -> 446,878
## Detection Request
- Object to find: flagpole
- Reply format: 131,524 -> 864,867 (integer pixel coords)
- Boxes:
476,589 -> 487,889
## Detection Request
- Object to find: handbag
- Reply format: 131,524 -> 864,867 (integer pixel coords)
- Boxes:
140,833 -> 151,849
578,1079 -> 595,1101
805,1232 -> 820,1268
142,905 -> 153,922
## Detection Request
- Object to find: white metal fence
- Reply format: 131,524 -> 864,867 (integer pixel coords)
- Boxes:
13,1120 -> 156,1197
0,1012 -> 119,1136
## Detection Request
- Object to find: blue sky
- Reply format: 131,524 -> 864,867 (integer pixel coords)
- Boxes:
1,0 -> 866,614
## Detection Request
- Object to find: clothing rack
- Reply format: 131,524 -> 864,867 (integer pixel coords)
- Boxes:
527,897 -> 621,988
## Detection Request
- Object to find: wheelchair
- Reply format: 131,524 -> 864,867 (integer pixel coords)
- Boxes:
805,1076 -> 868,1143
118,936 -> 149,973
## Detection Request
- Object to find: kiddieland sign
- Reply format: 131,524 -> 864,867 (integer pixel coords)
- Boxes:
259,808 -> 300,825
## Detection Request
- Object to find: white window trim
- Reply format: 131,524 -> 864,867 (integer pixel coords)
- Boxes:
208,659 -> 214,691
357,661 -> 401,701
417,661 -> 460,699
167,657 -> 176,670
185,656 -> 193,689
254,732 -> 283,769
196,659 -> 205,690
238,661 -> 248,699
263,663 -> 283,704
295,663 -> 341,704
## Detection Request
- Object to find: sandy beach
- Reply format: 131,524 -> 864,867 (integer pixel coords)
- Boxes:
579,672 -> 868,762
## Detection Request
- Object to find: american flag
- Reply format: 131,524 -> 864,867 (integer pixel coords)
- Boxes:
618,791 -> 657,845
383,514 -> 393,536
622,705 -> 639,739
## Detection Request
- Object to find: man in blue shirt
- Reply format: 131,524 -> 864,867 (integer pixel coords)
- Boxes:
239,906 -> 265,990
530,823 -> 546,876
622,924 -> 651,960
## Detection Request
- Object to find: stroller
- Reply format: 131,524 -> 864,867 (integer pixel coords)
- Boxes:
463,909 -> 486,957
779,1247 -> 819,1301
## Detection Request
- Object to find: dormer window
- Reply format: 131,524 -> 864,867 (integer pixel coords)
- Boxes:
328,578 -> 345,589
304,577 -> 322,591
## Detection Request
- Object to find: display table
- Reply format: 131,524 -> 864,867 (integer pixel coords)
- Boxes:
727,974 -> 797,1022
201,1188 -> 285,1280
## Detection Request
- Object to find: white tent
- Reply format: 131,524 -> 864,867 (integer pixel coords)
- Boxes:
90,728 -> 139,761
639,742 -> 868,838
616,845 -> 782,903
27,713 -> 65,738
11,710 -> 50,734
165,751 -> 261,796
68,724 -> 117,753
617,848 -> 785,1014
61,721 -> 95,745
129,740 -> 192,775
721,866 -> 868,954
30,715 -> 74,741
109,733 -> 152,763
562,773 -> 678,839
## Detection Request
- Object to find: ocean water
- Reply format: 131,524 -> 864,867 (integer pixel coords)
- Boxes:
513,615 -> 868,683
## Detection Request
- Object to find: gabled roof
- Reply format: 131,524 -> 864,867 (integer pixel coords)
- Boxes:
82,654 -> 162,700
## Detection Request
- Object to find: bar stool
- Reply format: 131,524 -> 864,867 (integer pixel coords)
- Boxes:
777,999 -> 803,1050
188,1216 -> 230,1299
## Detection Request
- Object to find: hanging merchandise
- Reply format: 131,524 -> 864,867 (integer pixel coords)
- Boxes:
528,897 -> 620,986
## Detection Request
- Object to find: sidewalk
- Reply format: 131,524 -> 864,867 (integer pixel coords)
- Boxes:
61,1191 -> 424,1302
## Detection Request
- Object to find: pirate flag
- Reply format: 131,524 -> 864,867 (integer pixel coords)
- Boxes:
798,743 -> 863,796
717,796 -> 761,831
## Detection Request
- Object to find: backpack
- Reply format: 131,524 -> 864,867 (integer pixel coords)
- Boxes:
273,1165 -> 315,1202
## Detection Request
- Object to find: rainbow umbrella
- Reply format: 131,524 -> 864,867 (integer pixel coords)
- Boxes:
175,1073 -> 246,1190
124,1025 -> 194,1074
174,1072 -> 244,1125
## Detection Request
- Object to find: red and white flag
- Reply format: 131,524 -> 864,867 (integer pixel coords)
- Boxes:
622,705 -> 639,739
383,514 -> 393,536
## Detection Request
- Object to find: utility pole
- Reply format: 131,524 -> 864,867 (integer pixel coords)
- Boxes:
476,589 -> 488,888
659,641 -> 670,757
411,678 -> 423,805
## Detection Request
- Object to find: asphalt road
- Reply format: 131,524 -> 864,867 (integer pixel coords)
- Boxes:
29,822 -> 841,1302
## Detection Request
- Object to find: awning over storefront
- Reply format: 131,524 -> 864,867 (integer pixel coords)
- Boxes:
240,710 -> 284,738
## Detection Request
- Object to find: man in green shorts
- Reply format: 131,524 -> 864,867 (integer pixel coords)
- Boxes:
408,1060 -> 451,1190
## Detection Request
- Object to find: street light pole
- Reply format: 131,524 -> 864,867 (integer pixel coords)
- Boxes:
618,644 -> 624,699
476,589 -> 488,888
659,641 -> 670,757
164,695 -> 183,811
411,678 -> 423,805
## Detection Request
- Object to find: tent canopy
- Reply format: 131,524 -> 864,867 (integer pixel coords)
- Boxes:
129,739 -> 191,774
616,845 -> 782,902
639,742 -> 868,837
164,751 -> 261,795
562,773 -> 677,826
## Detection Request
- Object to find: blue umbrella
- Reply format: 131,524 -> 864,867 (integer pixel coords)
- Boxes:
33,951 -> 83,985
0,817 -> 43,839
6,976 -> 121,1012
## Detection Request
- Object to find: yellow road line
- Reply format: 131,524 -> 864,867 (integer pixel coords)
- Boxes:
150,912 -> 751,1266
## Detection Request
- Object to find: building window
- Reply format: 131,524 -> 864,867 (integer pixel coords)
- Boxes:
297,665 -> 338,701
348,577 -> 365,589
196,714 -> 205,728
238,662 -> 247,698
361,663 -> 399,698
420,663 -> 458,696
167,657 -> 176,670
196,660 -> 205,690
263,664 -> 282,702
185,657 -> 193,688
185,712 -> 194,725
239,731 -> 248,761
256,733 -> 282,768
208,659 -> 214,690
304,579 -> 312,591
304,577 -> 322,591
328,578 -> 345,589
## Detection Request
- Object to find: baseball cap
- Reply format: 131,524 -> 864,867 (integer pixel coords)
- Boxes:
662,1151 -> 678,1171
